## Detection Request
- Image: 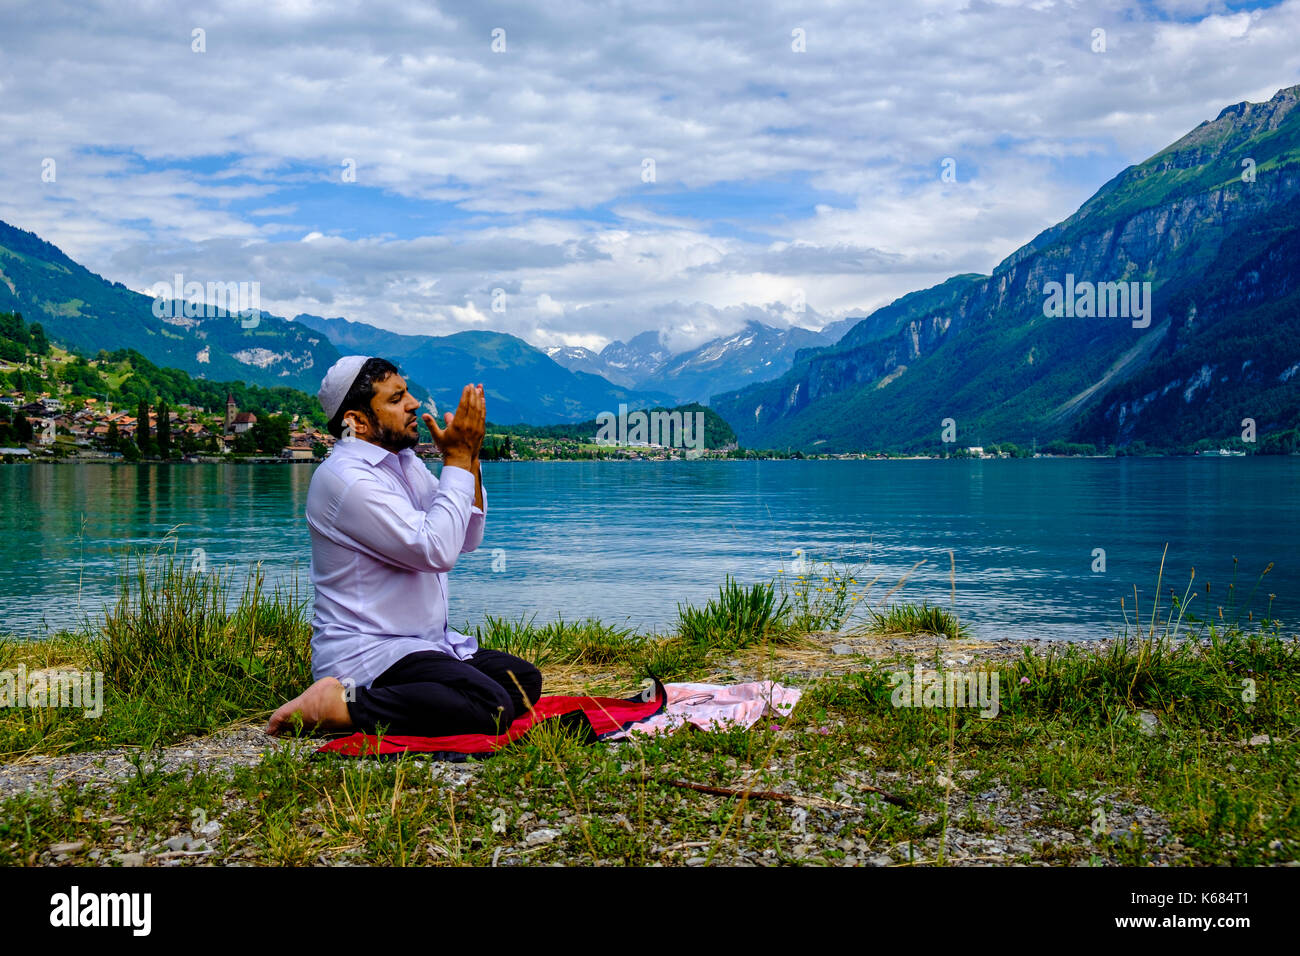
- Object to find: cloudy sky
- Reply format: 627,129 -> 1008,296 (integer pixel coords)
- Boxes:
2,0 -> 1298,354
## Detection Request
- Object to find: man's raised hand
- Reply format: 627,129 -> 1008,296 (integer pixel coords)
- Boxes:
423,383 -> 485,469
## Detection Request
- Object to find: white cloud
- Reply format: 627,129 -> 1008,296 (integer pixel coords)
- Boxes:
0,0 -> 1296,354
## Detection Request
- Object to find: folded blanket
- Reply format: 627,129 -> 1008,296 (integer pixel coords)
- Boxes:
604,680 -> 802,739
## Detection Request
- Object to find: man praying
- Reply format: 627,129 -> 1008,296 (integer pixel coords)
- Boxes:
266,355 -> 542,739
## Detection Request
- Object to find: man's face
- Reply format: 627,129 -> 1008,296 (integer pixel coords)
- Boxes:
352,372 -> 421,452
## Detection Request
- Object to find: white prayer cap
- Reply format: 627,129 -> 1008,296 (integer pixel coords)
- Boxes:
317,355 -> 374,421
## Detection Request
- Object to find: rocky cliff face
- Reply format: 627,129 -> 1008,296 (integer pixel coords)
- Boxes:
1072,190 -> 1300,450
713,84 -> 1300,452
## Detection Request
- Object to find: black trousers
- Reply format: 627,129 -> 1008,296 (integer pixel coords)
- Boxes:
346,649 -> 544,737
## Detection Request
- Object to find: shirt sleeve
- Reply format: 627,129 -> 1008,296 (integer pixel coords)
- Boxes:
333,466 -> 477,573
461,478 -> 486,554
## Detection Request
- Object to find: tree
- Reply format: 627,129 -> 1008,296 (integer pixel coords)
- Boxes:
251,413 -> 291,454
27,327 -> 49,361
136,398 -> 153,457
13,411 -> 32,442
157,399 -> 172,460
311,441 -> 328,459
106,420 -> 119,449
119,438 -> 140,461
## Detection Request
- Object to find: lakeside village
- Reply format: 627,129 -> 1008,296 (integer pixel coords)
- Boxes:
0,388 -> 1252,466
0,391 -> 744,465
7,384 -> 1226,465
0,343 -> 748,464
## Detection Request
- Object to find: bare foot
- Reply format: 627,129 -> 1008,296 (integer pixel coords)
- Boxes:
265,677 -> 353,736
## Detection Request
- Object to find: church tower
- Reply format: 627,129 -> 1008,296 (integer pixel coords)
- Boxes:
225,392 -> 237,435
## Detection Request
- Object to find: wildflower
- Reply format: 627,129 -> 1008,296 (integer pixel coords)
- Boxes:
1019,676 -> 1030,685
769,723 -> 779,731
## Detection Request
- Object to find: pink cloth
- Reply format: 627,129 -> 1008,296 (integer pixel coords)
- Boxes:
606,680 -> 802,739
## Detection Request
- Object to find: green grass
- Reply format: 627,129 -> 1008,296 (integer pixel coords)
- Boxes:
676,575 -> 796,652
865,602 -> 966,639
471,615 -> 641,668
0,538 -> 313,759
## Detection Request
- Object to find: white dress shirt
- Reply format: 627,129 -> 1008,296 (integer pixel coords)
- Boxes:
305,437 -> 486,689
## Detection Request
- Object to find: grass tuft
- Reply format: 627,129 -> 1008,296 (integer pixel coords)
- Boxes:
865,602 -> 966,640
676,575 -> 795,651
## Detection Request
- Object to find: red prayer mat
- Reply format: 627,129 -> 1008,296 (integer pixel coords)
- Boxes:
313,677 -> 668,760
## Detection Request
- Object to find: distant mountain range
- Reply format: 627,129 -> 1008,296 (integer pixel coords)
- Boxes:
713,84 -> 1300,453
291,313 -> 676,425
545,318 -> 854,402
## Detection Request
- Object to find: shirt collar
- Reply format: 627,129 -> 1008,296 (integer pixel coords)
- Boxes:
344,439 -> 414,466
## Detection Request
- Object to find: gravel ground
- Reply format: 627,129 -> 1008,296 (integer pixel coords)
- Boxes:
0,724 -> 325,801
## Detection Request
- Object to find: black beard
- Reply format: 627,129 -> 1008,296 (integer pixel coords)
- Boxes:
374,419 -> 419,453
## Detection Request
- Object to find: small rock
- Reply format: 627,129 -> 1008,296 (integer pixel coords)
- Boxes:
49,841 -> 84,855
867,854 -> 893,866
1135,711 -> 1159,736
1248,734 -> 1272,746
525,828 -> 561,846
685,856 -> 708,866
831,644 -> 855,656
162,835 -> 189,852
117,853 -> 145,867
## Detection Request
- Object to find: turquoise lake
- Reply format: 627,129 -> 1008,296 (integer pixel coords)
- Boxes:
3,457 -> 1296,642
